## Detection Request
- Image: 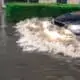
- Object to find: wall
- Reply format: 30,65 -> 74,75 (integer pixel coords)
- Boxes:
4,0 -> 80,4
39,0 -> 56,3
67,0 -> 80,4
0,0 -> 5,8
39,0 -> 80,4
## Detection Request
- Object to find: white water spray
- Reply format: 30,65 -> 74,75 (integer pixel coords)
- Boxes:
15,18 -> 80,58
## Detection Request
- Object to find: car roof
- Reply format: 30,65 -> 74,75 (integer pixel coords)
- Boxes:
54,11 -> 80,25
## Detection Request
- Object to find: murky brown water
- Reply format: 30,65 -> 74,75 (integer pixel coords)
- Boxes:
0,9 -> 80,80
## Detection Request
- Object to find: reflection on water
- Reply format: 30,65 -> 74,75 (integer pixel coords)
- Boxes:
0,9 -> 80,80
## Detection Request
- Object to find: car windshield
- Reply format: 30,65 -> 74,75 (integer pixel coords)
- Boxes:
55,11 -> 80,25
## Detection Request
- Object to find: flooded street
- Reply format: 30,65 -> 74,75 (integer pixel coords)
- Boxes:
0,9 -> 80,80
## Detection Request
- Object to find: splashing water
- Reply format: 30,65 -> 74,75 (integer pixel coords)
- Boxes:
15,18 -> 80,58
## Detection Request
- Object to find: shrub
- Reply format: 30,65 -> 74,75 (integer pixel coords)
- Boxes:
6,2 -> 80,22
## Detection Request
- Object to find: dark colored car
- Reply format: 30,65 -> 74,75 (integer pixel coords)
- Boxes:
52,11 -> 80,35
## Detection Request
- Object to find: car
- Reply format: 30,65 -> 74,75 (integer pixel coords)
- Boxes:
52,11 -> 80,35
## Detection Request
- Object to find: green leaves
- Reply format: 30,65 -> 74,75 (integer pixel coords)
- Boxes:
6,2 -> 80,22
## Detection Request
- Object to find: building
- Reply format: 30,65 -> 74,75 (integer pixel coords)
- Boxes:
0,0 -> 5,8
67,0 -> 80,4
39,0 -> 56,3
39,0 -> 80,4
1,0 -> 80,8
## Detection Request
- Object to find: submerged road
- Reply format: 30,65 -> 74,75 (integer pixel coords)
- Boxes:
0,10 -> 80,80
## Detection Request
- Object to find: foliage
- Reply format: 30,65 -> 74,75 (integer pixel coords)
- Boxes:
6,2 -> 80,22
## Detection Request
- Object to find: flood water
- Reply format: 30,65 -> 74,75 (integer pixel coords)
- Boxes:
0,9 -> 80,80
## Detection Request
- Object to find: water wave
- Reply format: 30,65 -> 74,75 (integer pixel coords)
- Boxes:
14,18 -> 80,58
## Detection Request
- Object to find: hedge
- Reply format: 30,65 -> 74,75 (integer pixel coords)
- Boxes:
6,2 -> 80,22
